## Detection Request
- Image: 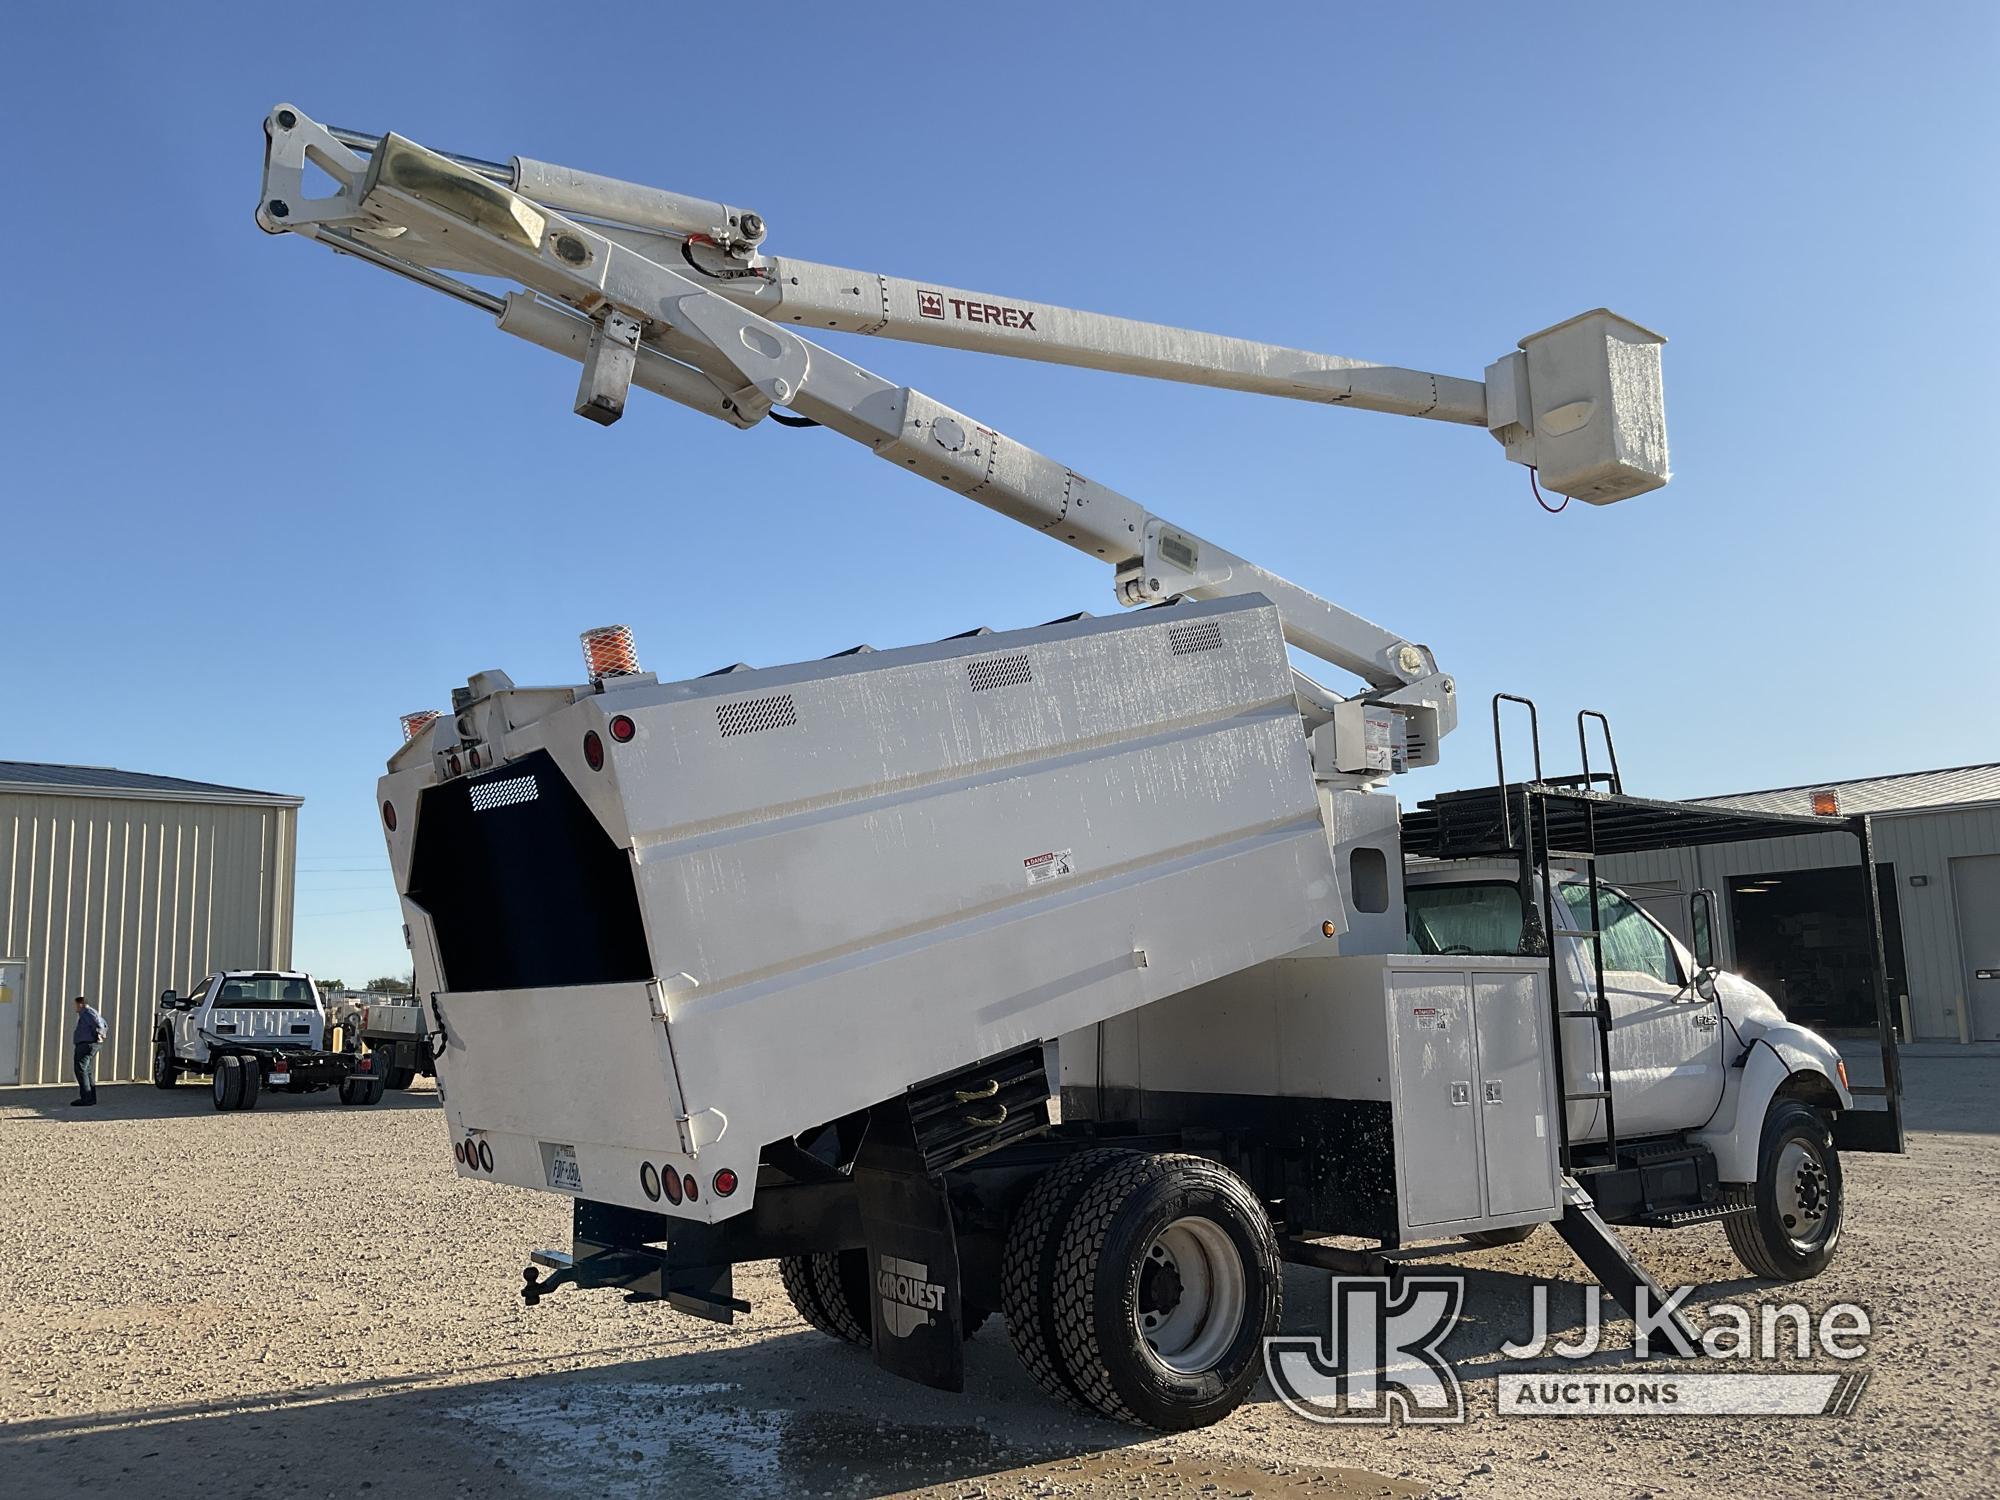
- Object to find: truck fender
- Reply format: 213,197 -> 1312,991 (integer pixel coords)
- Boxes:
1690,1023 -> 1852,1184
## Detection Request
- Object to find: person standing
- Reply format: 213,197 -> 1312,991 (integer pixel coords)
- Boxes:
72,996 -> 106,1107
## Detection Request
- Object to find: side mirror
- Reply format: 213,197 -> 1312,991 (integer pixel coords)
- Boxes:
159,988 -> 177,1008
1690,889 -> 1721,1000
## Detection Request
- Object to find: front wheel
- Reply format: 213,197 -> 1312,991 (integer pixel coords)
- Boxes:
1046,1153 -> 1281,1430
153,1033 -> 179,1089
1725,1097 -> 1843,1281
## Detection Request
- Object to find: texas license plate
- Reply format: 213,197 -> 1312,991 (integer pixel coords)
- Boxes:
545,1144 -> 583,1192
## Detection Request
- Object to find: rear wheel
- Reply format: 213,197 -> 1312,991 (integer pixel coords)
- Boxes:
1002,1147 -> 1139,1408
385,1065 -> 418,1091
211,1056 -> 243,1111
152,1032 -> 179,1089
779,1250 -> 872,1346
1046,1153 -> 1281,1430
1726,1097 -> 1843,1281
237,1061 -> 261,1111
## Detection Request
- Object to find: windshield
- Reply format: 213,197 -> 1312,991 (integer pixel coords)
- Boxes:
1407,881 -> 1526,957
210,976 -> 317,1009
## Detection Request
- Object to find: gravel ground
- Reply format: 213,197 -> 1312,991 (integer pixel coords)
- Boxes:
1,1054 -> 1994,1500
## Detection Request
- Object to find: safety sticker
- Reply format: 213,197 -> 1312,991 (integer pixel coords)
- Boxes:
1411,1006 -> 1449,1030
1024,849 -> 1076,886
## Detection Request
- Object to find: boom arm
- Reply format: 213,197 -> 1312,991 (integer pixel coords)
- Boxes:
257,106 -> 1672,770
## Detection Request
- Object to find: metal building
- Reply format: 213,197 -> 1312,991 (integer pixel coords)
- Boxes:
0,763 -> 301,1087
1602,764 -> 2000,1044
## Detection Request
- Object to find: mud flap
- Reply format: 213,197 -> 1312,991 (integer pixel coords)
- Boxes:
855,1144 -> 966,1392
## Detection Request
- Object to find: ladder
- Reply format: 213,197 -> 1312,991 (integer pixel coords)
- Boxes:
1491,695 -> 1625,1173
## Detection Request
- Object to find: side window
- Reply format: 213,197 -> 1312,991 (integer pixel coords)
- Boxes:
1407,882 -> 1526,957
1561,885 -> 1684,986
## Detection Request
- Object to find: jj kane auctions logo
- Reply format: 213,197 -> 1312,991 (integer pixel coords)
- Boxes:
1266,1277 -> 1873,1423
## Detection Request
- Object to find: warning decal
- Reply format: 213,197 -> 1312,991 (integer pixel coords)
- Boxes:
1024,849 -> 1076,886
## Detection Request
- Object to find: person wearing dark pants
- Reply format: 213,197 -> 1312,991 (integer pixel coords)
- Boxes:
72,996 -> 106,1107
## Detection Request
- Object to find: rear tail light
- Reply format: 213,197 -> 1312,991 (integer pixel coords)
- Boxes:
583,731 -> 604,772
453,1142 -> 466,1164
682,1172 -> 699,1203
581,624 -> 641,679
662,1167 -> 683,1206
639,1162 -> 662,1201
476,1140 -> 494,1172
609,714 -> 636,743
712,1168 -> 738,1197
401,709 -> 441,742
382,801 -> 397,831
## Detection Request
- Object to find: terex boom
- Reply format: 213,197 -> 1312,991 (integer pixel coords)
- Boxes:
258,105 -> 1899,1430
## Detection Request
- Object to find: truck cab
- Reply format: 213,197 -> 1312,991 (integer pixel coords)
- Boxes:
1403,859 -> 1854,1276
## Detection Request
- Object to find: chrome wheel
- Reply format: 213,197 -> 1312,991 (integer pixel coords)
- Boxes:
1135,1215 -> 1247,1377
1775,1137 -> 1834,1251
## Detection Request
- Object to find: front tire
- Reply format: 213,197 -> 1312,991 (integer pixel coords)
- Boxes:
1725,1097 -> 1843,1281
1046,1153 -> 1281,1430
153,1032 -> 179,1089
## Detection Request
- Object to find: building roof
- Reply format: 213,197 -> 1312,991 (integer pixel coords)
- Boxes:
1692,763 -> 2000,818
0,761 -> 303,809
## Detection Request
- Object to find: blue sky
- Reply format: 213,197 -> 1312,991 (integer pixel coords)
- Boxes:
1,4 -> 1994,983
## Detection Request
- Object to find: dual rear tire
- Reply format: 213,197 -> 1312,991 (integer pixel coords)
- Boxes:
1003,1150 -> 1281,1430
339,1075 -> 386,1107
209,1055 -> 261,1111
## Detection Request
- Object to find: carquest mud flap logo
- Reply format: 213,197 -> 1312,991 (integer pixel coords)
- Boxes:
877,1254 -> 947,1338
1266,1277 -> 1465,1424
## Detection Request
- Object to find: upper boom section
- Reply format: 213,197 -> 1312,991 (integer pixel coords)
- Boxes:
284,116 -> 1670,506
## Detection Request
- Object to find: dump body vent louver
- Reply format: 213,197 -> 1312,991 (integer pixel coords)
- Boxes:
469,774 -> 539,812
1168,620 -> 1224,655
718,693 -> 799,737
967,654 -> 1034,693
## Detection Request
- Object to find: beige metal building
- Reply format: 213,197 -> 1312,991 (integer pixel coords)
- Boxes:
0,762 -> 301,1086
1603,764 -> 2000,1044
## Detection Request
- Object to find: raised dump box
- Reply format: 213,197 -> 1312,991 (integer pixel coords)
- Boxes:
381,595 -> 1341,1221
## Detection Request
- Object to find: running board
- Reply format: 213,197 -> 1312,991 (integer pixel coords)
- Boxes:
1554,1178 -> 1700,1352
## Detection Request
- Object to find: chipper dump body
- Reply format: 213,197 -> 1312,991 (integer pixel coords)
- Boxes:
385,596 -> 1341,1223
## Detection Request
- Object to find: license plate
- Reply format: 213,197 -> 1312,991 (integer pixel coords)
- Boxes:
545,1144 -> 583,1192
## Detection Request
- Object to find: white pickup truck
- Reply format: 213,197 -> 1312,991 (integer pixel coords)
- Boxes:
153,970 -> 386,1110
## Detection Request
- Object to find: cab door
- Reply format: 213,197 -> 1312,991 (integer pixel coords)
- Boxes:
1559,883 -> 1725,1138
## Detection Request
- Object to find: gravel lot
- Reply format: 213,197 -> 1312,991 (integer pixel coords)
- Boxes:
1,1052 -> 1994,1500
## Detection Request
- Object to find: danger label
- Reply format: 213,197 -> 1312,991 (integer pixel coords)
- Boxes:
1024,849 -> 1076,886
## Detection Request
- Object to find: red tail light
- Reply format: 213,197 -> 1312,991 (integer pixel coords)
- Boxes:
382,801 -> 397,831
583,731 -> 604,771
682,1172 -> 699,1203
609,714 -> 636,743
662,1167 -> 683,1206
712,1168 -> 738,1197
